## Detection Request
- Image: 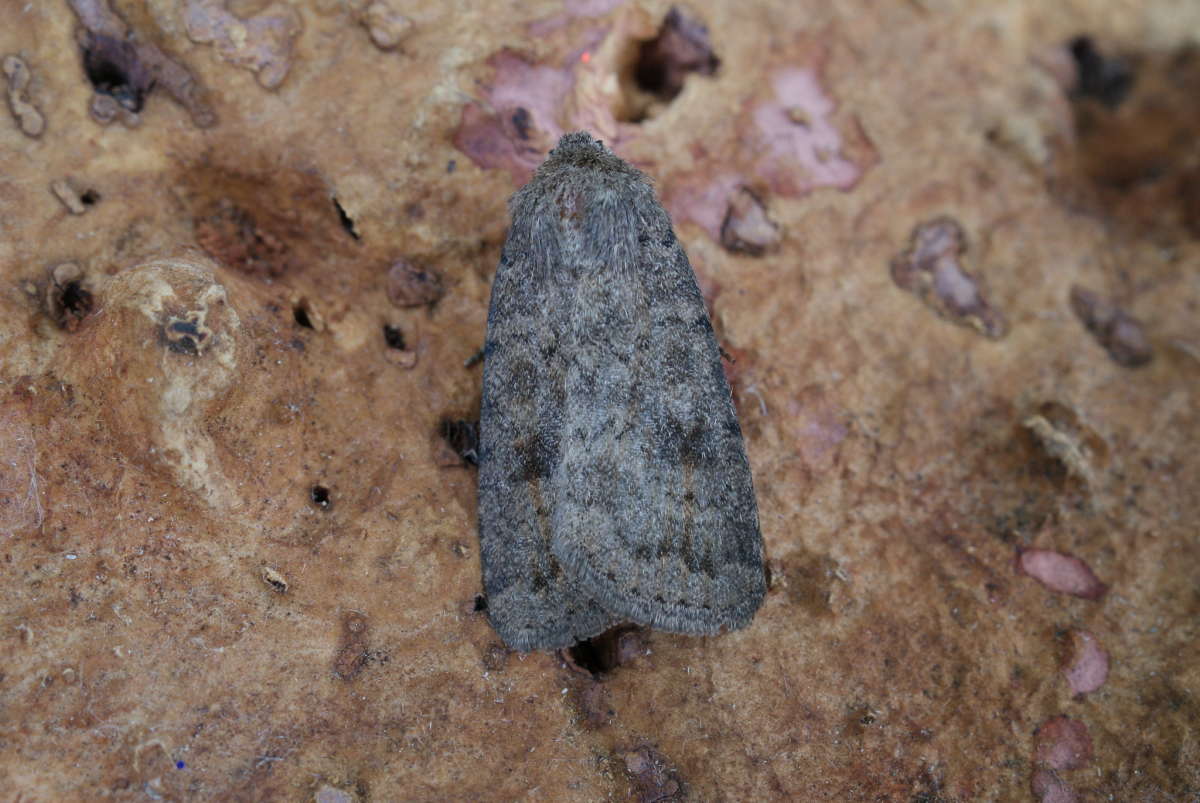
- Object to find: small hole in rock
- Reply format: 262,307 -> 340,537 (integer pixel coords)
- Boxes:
382,324 -> 406,350
310,485 -> 331,509
59,282 -> 94,321
568,638 -> 607,675
472,594 -> 488,612
46,264 -> 95,332
332,197 -> 360,240
82,33 -> 154,113
79,189 -> 100,207
566,625 -> 644,676
619,7 -> 719,122
439,419 -> 480,466
1069,36 -> 1134,109
293,304 -> 314,329
510,107 -> 532,140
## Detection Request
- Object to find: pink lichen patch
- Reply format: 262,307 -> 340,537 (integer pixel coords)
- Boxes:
1063,629 -> 1109,696
452,50 -> 575,183
1031,769 -> 1079,803
1069,285 -> 1153,367
890,217 -> 1008,338
1018,548 -> 1108,600
664,173 -> 743,242
456,7 -> 720,183
788,387 -> 848,471
667,39 -> 875,243
750,67 -> 866,196
183,0 -> 302,90
1034,715 -> 1093,771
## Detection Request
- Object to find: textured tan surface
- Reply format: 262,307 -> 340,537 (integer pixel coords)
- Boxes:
1,1 -> 1198,800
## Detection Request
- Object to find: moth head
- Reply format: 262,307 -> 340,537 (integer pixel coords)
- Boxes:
540,132 -> 645,184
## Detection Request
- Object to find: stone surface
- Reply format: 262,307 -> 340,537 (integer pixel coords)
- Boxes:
2,1 -> 1199,800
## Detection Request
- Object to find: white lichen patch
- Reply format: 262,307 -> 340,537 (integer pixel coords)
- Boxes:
99,258 -> 243,510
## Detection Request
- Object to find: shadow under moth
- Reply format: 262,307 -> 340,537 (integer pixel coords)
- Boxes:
478,132 -> 765,651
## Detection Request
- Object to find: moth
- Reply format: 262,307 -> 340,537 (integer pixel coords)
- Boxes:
478,132 -> 765,651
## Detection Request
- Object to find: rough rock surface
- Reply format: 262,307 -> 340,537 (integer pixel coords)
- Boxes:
2,1 -> 1199,800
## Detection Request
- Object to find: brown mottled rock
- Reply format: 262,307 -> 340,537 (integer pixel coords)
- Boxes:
385,258 -> 444,307
1,2 -> 1198,801
621,744 -> 685,802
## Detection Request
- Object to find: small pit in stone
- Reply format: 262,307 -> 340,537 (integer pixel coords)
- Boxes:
82,32 -> 155,113
79,189 -> 100,207
566,625 -> 646,676
310,485 -> 331,509
618,7 -> 719,122
46,264 -> 95,331
439,419 -> 480,466
332,197 -> 360,241
472,594 -> 488,612
1063,39 -> 1200,238
510,107 -> 532,140
59,282 -> 92,319
1069,36 -> 1134,108
382,324 -> 406,350
293,303 -> 314,329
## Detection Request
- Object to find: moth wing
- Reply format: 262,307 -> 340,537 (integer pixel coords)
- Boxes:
478,254 -> 615,651
550,241 -> 766,635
